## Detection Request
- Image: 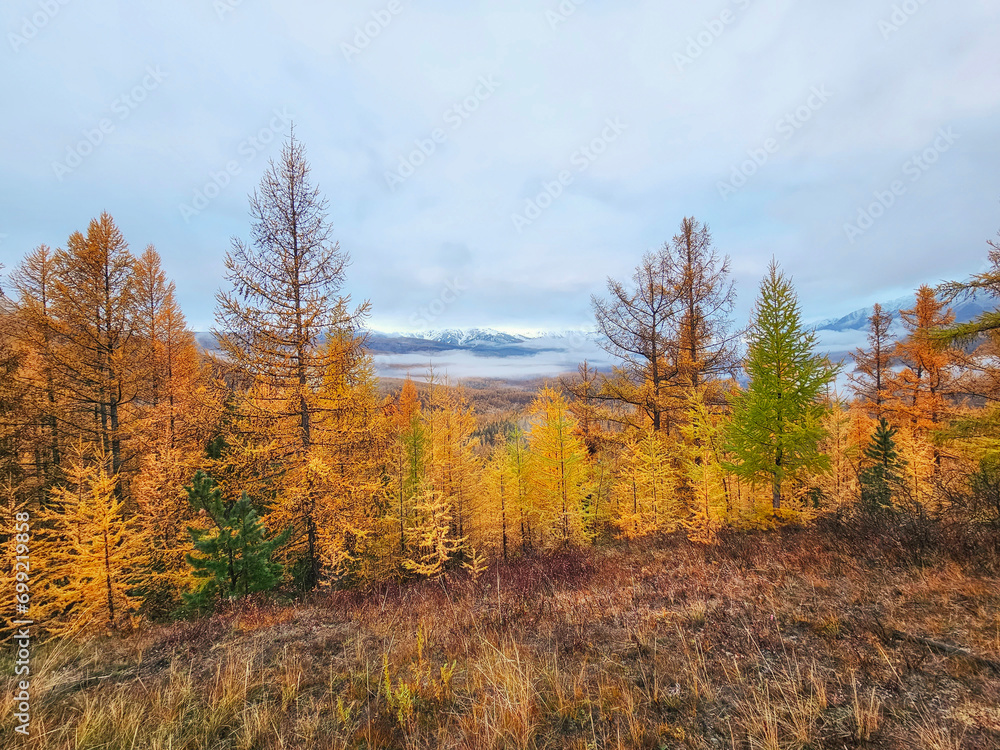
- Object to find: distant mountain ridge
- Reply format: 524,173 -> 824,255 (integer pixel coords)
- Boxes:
193,294 -> 995,373
365,328 -> 595,359
810,293 -> 992,336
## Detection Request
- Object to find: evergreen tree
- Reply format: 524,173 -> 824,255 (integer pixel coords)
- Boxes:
183,471 -> 291,612
726,261 -> 836,511
858,418 -> 906,512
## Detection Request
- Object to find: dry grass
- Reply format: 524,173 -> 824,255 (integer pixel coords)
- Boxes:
2,523 -> 999,748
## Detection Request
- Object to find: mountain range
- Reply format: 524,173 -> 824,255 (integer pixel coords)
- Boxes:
194,294 -> 994,380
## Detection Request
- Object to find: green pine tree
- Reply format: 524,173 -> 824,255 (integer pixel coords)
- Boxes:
858,418 -> 906,512
183,471 -> 291,612
726,261 -> 836,511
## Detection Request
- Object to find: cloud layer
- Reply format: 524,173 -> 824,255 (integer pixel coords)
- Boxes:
1,0 -> 998,334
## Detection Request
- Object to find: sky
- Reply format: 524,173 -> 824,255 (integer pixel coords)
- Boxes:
1,0 -> 998,337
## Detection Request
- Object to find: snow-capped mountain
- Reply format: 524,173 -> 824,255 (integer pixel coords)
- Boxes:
420,328 -> 527,347
194,292 -> 995,382
811,294 -> 990,335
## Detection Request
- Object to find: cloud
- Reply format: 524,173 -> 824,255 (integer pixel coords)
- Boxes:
1,0 -> 998,335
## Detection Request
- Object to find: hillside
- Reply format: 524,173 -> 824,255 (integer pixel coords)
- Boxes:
3,522 -> 998,749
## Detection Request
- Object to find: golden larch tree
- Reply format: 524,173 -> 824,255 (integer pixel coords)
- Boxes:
890,286 -> 958,454
526,388 -> 592,547
35,450 -> 145,635
213,131 -> 369,588
849,303 -> 896,420
9,246 -> 65,498
50,214 -> 140,481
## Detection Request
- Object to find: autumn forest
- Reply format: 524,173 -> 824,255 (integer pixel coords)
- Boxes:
3,136 -> 1000,749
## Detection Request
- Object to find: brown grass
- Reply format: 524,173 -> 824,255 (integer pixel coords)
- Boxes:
3,523 -> 999,748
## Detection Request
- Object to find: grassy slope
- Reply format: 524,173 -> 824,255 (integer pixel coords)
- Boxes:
3,523 -> 999,749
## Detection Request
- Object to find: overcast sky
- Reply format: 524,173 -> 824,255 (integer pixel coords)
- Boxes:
1,0 -> 998,335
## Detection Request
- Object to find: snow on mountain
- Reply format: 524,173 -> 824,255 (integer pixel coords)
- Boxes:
811,292 -> 992,337
810,294 -> 916,334
197,291 -> 996,382
421,328 -> 526,347
808,291 -> 994,360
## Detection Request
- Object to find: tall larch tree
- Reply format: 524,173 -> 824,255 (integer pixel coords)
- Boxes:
388,377 -> 425,562
666,217 -> 738,398
11,246 -> 66,498
592,250 -> 677,432
129,245 -> 206,607
890,286 -> 957,441
214,131 -> 369,588
312,331 -> 392,585
50,214 -> 139,482
815,396 -> 860,508
423,381 -> 480,546
849,303 -> 895,419
726,261 -> 835,512
680,390 -> 730,540
131,244 -> 203,452
0,276 -> 32,622
592,217 -> 737,435
562,361 -> 605,454
481,440 -> 517,560
0,273 -> 29,507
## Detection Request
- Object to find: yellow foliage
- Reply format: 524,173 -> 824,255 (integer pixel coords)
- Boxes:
35,451 -> 145,636
612,430 -> 680,539
526,388 -> 593,547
